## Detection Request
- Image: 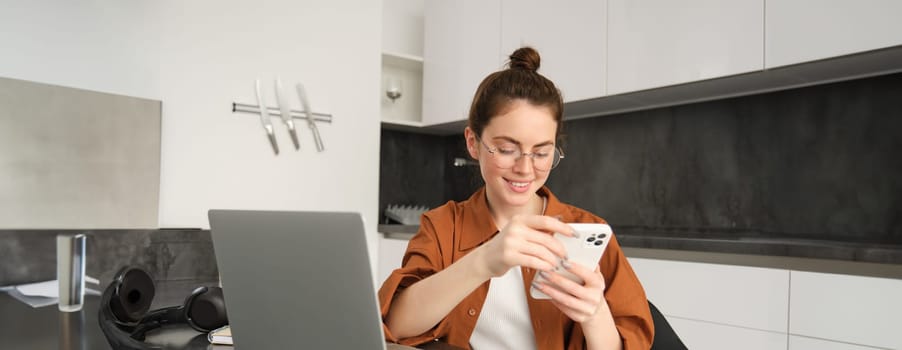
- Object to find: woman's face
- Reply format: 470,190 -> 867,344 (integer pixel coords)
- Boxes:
466,99 -> 558,210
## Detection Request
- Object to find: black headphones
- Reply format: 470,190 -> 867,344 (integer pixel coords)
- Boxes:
98,267 -> 229,350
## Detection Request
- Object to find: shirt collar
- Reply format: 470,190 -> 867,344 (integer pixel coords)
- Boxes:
458,186 -> 567,252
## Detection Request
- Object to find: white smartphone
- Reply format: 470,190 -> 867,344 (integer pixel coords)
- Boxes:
530,223 -> 613,299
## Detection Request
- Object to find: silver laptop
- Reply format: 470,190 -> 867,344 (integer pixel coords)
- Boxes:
208,210 -> 387,349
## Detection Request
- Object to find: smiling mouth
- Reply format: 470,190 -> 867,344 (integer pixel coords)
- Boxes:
507,179 -> 530,188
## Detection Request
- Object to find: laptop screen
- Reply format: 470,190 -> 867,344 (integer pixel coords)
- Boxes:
209,210 -> 386,349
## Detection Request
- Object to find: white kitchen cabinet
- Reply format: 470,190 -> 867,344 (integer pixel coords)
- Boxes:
766,0 -> 902,69
627,256 -> 902,349
500,0 -> 607,103
788,335 -> 885,350
382,0 -> 424,60
422,0 -> 502,126
628,258 -> 789,333
789,271 -> 902,350
607,0 -> 764,95
668,317 -> 787,350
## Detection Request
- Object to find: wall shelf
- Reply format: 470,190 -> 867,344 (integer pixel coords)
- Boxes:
381,51 -> 424,128
381,118 -> 424,130
382,51 -> 423,71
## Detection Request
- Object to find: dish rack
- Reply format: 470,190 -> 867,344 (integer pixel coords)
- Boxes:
384,204 -> 429,225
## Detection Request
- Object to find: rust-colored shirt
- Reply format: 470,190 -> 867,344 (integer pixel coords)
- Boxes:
379,187 -> 654,350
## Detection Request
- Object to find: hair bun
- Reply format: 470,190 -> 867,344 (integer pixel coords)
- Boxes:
508,47 -> 540,72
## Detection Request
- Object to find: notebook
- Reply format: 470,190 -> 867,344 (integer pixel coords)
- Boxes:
208,210 -> 387,349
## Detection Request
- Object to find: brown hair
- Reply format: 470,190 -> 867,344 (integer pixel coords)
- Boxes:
467,47 -> 564,138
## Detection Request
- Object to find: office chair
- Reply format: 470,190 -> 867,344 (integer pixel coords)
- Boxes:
649,300 -> 688,350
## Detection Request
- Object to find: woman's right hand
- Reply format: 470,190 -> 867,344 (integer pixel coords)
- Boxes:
475,214 -> 575,278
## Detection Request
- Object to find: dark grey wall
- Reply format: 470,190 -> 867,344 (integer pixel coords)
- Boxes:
549,72 -> 902,244
0,229 -> 219,306
379,72 -> 902,244
378,130 -> 480,222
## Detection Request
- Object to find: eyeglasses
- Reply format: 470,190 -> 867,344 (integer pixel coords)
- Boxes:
476,136 -> 565,171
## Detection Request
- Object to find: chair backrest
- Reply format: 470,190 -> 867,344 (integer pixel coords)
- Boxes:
648,300 -> 688,350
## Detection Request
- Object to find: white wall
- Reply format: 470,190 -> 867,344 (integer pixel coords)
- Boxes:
0,0 -> 383,272
378,237 -> 408,283
0,1 -> 162,100
154,0 -> 380,224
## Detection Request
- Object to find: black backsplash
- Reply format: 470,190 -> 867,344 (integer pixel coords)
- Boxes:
378,130 -> 480,222
379,72 -> 902,244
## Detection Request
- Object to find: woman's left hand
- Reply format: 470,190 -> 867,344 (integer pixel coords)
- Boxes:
533,261 -> 607,323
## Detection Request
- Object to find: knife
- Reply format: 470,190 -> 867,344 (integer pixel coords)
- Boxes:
254,79 -> 279,155
295,83 -> 324,152
274,77 -> 300,150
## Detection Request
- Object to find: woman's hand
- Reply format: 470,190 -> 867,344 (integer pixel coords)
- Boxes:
532,260 -> 608,323
474,214 -> 574,278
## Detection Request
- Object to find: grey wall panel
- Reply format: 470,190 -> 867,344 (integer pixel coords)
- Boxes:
549,73 -> 902,244
0,77 -> 160,228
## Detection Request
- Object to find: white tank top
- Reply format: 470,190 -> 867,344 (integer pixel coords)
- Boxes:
469,196 -> 546,350
469,267 -> 538,350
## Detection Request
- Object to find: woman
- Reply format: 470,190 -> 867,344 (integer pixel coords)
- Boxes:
379,47 -> 654,350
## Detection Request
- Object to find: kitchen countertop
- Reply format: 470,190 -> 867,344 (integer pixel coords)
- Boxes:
0,286 -> 461,350
0,291 -> 214,350
378,224 -> 902,279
